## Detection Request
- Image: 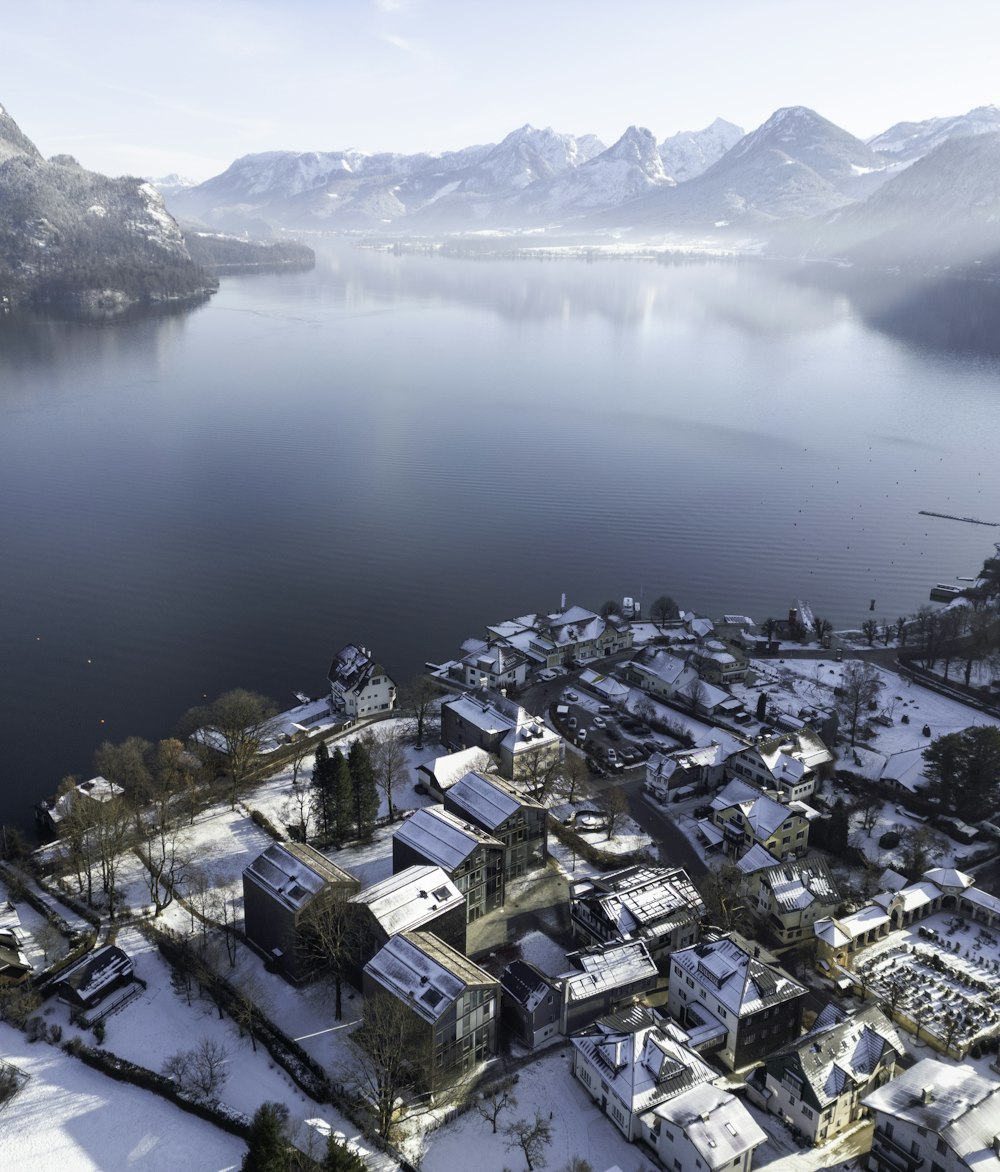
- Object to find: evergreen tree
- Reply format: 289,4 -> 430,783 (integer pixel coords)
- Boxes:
332,747 -> 354,845
310,741 -> 336,839
242,1102 -> 291,1172
321,1135 -> 366,1171
348,738 -> 379,841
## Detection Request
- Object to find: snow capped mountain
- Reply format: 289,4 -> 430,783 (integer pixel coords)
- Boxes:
658,118 -> 744,182
868,104 -> 1000,163
525,126 -> 672,214
803,131 -> 1000,269
476,124 -> 603,190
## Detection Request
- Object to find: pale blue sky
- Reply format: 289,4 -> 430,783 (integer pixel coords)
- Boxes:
4,0 -> 999,179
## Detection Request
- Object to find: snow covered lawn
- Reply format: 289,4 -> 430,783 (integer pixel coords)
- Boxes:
0,1021 -> 246,1172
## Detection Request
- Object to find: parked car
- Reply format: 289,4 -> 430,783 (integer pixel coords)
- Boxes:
607,726 -> 621,741
539,669 -> 556,681
577,729 -> 588,745
563,690 -> 579,702
620,748 -> 639,764
605,748 -> 618,763
593,715 -> 607,729
567,716 -> 577,730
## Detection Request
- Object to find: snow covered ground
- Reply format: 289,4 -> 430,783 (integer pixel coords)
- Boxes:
0,1021 -> 246,1172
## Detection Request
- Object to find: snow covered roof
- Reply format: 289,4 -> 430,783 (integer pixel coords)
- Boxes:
924,867 -> 975,892
653,1083 -> 767,1169
711,779 -> 799,839
561,941 -> 658,1005
365,930 -> 496,1024
736,845 -> 781,874
446,770 -> 543,830
766,1003 -> 904,1110
571,866 -> 706,946
672,935 -> 806,1020
393,806 -> 503,872
418,747 -> 495,793
501,959 -> 554,1015
328,643 -> 392,697
58,945 -> 133,1004
578,669 -> 630,701
351,865 -> 464,936
873,880 -> 939,915
760,857 -> 839,912
573,1007 -> 715,1117
243,842 -> 356,913
862,1058 -> 1000,1165
631,649 -> 692,688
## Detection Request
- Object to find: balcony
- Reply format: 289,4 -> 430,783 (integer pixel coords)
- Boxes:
870,1127 -> 924,1172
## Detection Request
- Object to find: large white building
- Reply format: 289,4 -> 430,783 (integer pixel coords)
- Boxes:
327,644 -> 396,718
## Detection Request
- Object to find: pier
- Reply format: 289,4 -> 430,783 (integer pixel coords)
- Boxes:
919,510 -> 1000,527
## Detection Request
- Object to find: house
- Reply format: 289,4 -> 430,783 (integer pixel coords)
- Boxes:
444,770 -> 548,881
56,944 -> 139,1022
500,959 -> 562,1050
439,690 -> 562,783
863,1058 -> 1000,1172
501,941 -> 660,1049
35,774 -> 125,834
572,1006 -> 717,1142
705,779 -> 811,861
747,1002 -> 902,1145
242,841 -> 359,982
483,604 -> 633,670
560,941 -> 660,1035
456,639 -> 528,690
363,930 -> 499,1091
624,648 -> 699,702
569,864 -> 706,968
667,933 -> 808,1070
744,856 -> 841,947
688,640 -> 750,686
0,906 -> 31,984
727,729 -> 833,802
644,741 -> 732,802
392,806 -> 505,923
347,865 -> 466,987
327,644 -> 396,719
415,747 -> 495,800
651,1082 -> 768,1172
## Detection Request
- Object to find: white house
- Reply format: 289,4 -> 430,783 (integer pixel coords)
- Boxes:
327,644 -> 395,718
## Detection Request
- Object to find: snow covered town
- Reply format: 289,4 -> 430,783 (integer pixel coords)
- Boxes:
3,575 -> 1000,1172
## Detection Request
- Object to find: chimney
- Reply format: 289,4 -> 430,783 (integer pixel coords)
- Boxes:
921,1087 -> 934,1105
561,592 -> 567,611
788,608 -> 797,626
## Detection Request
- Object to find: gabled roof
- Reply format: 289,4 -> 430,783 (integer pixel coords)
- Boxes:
654,1083 -> 767,1169
863,1058 -> 1000,1164
501,959 -> 555,1014
764,1003 -> 903,1110
736,844 -> 782,874
244,842 -> 357,912
759,856 -> 840,912
672,934 -> 807,1019
418,747 -> 495,793
365,930 -> 496,1024
58,944 -> 133,1003
573,1007 -> 716,1117
351,865 -> 464,936
394,806 -> 503,872
328,644 -> 390,694
711,779 -> 800,839
446,770 -> 543,830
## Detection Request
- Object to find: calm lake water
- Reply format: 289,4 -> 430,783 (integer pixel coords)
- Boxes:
2,244 -> 998,830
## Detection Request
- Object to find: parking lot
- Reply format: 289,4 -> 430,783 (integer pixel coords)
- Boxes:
551,686 -> 676,773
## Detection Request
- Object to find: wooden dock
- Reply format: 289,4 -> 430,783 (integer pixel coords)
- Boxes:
918,510 -> 1000,527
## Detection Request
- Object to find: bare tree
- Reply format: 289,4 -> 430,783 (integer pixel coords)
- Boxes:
503,1111 -> 553,1171
601,786 -> 629,841
164,1038 -> 230,1099
299,892 -> 357,1021
650,595 -> 679,628
856,793 -> 882,837
476,1084 -> 518,1133
369,723 -> 408,823
518,744 -> 563,801
836,660 -> 884,746
139,808 -> 191,916
812,616 -> 832,644
349,992 -> 425,1142
283,774 -> 313,842
398,674 -> 442,749
861,618 -> 879,647
94,736 -> 154,828
230,969 -> 272,1054
898,825 -> 944,878
92,792 -> 135,917
558,753 -> 589,805
179,689 -> 279,809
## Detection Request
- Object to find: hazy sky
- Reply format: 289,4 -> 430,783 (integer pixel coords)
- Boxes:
4,0 -> 999,180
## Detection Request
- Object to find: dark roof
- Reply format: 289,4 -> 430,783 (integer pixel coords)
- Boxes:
501,959 -> 554,1008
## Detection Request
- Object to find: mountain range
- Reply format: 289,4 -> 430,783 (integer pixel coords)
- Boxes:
165,103 -> 1000,271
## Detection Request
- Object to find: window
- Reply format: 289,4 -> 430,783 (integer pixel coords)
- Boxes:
802,1106 -> 813,1120
936,1138 -> 947,1155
